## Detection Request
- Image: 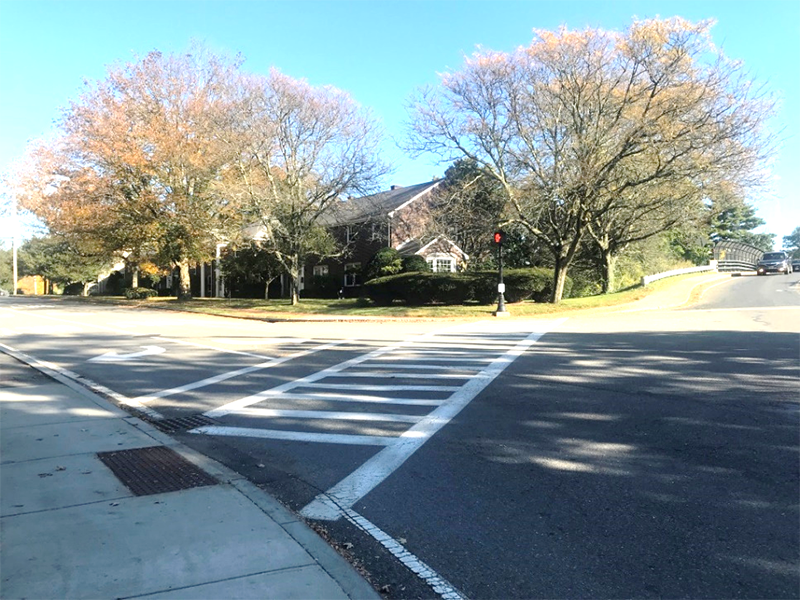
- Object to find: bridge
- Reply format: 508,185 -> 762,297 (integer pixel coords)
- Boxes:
713,240 -> 762,272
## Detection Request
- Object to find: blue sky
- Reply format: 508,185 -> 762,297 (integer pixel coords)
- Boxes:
1,0 -> 798,247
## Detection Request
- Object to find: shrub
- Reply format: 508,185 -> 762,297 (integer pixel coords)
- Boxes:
401,255 -> 430,273
124,287 -> 158,300
363,268 -> 570,305
364,247 -> 403,281
308,274 -> 340,299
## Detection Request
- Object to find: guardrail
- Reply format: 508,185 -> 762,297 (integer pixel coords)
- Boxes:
641,264 -> 717,286
716,260 -> 756,273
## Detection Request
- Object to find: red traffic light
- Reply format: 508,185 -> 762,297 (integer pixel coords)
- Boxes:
493,231 -> 505,244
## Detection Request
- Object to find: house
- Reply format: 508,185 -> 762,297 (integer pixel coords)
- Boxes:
309,180 -> 469,296
156,180 -> 469,299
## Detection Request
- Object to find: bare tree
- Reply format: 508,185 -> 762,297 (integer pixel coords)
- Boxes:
407,18 -> 776,301
229,69 -> 390,304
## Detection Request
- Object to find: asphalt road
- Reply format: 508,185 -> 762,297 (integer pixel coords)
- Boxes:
1,272 -> 798,599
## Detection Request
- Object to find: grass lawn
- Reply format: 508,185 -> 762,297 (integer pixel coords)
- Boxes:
66,272 -> 721,321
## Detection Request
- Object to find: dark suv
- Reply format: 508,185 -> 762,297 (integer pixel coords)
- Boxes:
756,251 -> 792,275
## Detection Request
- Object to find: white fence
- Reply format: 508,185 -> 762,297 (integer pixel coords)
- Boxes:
641,263 -> 717,286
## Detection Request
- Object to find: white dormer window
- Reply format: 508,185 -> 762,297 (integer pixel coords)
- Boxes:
426,254 -> 456,273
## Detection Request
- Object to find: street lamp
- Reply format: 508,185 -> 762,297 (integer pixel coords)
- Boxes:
493,230 -> 509,317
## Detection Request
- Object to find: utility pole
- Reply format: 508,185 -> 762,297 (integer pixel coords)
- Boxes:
12,194 -> 18,295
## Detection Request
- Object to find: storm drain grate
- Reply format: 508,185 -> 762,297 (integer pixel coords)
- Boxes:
97,446 -> 218,496
147,414 -> 219,433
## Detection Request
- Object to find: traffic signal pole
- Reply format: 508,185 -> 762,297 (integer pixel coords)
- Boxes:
493,231 -> 509,317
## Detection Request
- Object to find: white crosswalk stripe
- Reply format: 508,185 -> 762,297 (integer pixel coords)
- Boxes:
196,319 -> 564,449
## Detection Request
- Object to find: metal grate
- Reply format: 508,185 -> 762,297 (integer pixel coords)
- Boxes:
97,446 -> 218,496
147,414 -> 219,433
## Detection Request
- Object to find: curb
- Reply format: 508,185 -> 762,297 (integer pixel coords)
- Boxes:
0,344 -> 381,600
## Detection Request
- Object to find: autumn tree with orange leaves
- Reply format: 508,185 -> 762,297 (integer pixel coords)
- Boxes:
13,46 -> 246,300
406,18 -> 776,301
13,46 -> 388,303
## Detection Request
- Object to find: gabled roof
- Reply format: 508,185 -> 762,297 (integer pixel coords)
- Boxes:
321,180 -> 441,226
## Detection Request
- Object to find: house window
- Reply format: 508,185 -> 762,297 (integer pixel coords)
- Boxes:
346,225 -> 356,243
427,256 -> 456,273
371,222 -> 384,242
313,265 -> 329,277
344,262 -> 361,287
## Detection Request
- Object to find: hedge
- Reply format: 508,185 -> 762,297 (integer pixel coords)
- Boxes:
363,268 -> 571,305
124,287 -> 159,299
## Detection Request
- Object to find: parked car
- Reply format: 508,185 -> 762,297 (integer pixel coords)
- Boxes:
792,257 -> 800,273
756,251 -> 792,275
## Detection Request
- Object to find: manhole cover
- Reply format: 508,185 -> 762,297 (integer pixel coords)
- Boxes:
97,446 -> 218,496
148,414 -> 219,433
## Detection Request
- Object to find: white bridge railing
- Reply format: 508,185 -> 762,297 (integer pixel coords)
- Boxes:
641,263 -> 718,286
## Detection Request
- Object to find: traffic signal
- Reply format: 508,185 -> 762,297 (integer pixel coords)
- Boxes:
493,230 -> 506,245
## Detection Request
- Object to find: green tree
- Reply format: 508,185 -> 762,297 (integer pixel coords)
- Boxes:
219,241 -> 283,299
364,247 -> 403,282
428,159 -> 506,266
781,227 -> 800,258
710,204 -> 774,252
0,247 -> 12,291
19,235 -> 110,295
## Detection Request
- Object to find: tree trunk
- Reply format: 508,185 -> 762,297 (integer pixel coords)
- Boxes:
82,281 -> 92,296
131,265 -> 139,288
264,276 -> 276,300
289,255 -> 300,305
551,261 -> 570,304
601,250 -> 616,294
177,257 -> 192,301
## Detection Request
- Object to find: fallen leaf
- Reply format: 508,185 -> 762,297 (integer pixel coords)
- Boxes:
398,537 -> 407,544
257,464 -> 265,468
38,473 -> 53,478
55,466 -> 66,471
342,542 -> 354,550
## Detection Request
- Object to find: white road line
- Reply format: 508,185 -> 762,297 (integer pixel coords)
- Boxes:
324,372 -> 473,379
370,356 -> 495,363
230,407 -> 423,423
0,341 -> 164,421
359,363 -> 485,371
130,340 -> 348,404
387,350 -> 501,356
190,425 -> 396,446
205,324 -> 479,418
409,342 -> 519,350
300,319 -> 567,521
300,383 -> 462,392
343,509 -> 467,600
275,393 -> 443,406
157,335 -> 275,359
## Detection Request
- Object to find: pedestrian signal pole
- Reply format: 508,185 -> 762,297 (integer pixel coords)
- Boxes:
493,231 -> 509,317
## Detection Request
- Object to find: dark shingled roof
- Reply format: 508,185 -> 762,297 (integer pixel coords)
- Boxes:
321,181 -> 441,226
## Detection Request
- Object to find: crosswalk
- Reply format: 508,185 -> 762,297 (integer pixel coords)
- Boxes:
193,320 -> 564,455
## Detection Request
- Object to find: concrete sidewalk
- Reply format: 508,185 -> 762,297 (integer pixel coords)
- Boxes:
0,350 -> 380,600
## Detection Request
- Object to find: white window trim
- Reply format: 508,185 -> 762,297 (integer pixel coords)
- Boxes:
426,253 -> 457,273
344,262 -> 361,287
